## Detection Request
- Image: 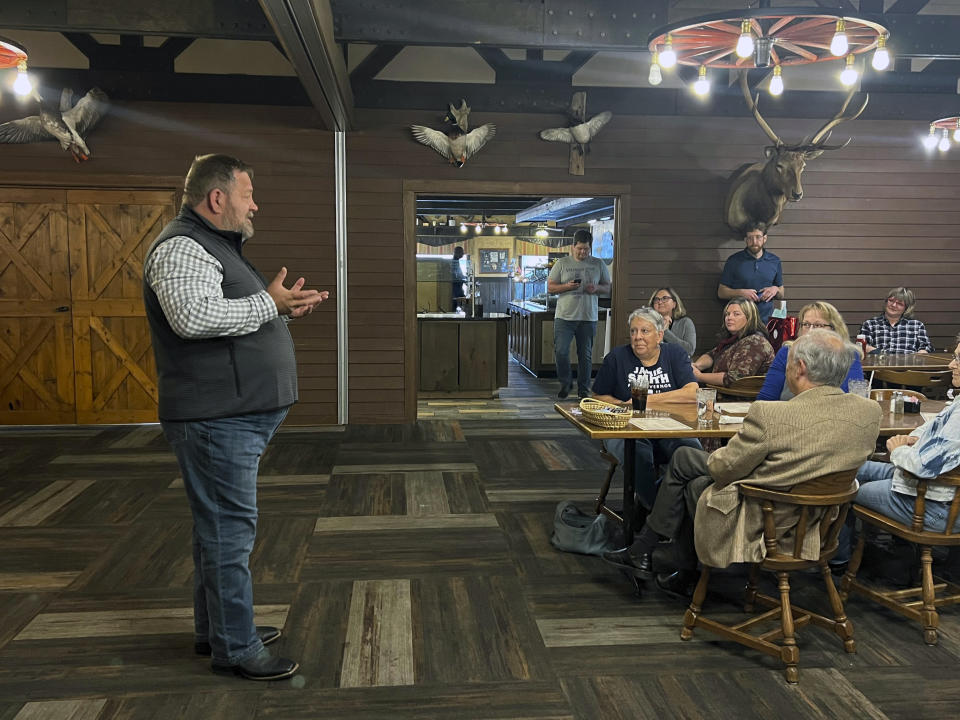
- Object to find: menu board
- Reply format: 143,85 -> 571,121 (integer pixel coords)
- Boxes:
478,248 -> 509,274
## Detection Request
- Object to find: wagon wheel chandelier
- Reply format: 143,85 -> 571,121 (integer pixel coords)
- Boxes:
923,117 -> 960,153
647,7 -> 890,97
0,35 -> 32,96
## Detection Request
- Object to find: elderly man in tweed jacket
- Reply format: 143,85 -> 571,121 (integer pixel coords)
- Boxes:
603,330 -> 881,596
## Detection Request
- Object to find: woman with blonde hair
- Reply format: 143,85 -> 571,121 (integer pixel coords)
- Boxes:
757,301 -> 864,400
691,298 -> 774,386
649,286 -> 696,357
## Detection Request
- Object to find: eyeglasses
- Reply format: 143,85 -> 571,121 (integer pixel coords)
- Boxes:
800,322 -> 833,330
886,298 -> 906,306
652,295 -> 674,304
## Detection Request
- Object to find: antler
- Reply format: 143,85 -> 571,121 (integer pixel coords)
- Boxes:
808,87 -> 869,146
739,70 -> 781,146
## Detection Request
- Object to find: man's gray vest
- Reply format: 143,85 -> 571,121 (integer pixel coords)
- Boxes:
143,207 -> 297,421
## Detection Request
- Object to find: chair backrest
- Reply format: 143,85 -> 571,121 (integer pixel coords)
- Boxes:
873,368 -> 952,390
739,468 -> 860,560
899,467 -> 960,536
870,388 -> 927,403
706,375 -> 766,399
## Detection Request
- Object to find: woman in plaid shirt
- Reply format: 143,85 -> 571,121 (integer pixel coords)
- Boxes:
858,286 -> 933,354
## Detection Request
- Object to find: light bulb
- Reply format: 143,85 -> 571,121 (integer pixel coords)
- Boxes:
648,52 -> 662,86
840,55 -> 858,87
735,20 -> 754,59
954,122 -> 960,142
12,60 -> 31,96
474,224 -> 481,233
460,224 -> 467,233
830,19 -> 848,57
939,129 -> 950,152
769,65 -> 784,96
872,36 -> 890,71
922,126 -> 938,150
659,34 -> 676,68
693,66 -> 710,96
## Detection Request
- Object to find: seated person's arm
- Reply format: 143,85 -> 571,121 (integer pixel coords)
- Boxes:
718,283 -> 758,302
646,381 -> 698,404
691,352 -> 724,385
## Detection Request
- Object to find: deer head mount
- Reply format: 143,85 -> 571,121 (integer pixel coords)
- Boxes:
723,71 -> 868,235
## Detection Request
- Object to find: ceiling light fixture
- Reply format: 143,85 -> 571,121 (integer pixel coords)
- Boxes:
830,19 -> 849,57
0,36 -> 30,96
648,50 -> 663,86
769,65 -> 784,96
693,65 -> 710,96
938,128 -> 950,152
922,124 -> 938,151
871,34 -> 890,71
735,19 -> 755,59
840,54 -> 859,87
646,11 -> 887,97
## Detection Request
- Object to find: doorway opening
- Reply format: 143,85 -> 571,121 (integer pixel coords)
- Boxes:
409,190 -> 622,421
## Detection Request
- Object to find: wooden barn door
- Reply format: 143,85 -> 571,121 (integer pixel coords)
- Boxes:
68,190 -> 175,424
0,189 -> 76,424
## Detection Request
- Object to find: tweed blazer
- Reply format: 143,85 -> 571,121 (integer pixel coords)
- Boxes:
695,385 -> 881,568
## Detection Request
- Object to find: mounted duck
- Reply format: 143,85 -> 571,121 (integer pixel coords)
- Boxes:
0,87 -> 110,162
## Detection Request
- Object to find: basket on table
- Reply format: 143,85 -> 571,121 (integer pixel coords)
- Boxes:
579,398 -> 632,429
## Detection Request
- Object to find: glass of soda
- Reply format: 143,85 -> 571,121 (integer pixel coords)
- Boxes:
629,374 -> 649,415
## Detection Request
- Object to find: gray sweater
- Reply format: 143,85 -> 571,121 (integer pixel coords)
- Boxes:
662,316 -> 696,357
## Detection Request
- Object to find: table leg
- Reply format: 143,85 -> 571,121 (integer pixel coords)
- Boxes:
622,438 -> 635,545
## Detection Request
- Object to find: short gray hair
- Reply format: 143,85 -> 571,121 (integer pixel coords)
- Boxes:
627,306 -> 665,332
789,329 -> 856,388
181,154 -> 254,210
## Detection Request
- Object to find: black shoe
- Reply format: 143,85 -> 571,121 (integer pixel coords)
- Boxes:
195,626 -> 281,657
655,569 -> 697,600
652,542 -> 682,574
602,547 -> 653,580
211,647 -> 299,681
557,385 -> 570,399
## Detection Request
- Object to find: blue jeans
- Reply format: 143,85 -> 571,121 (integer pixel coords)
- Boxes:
554,318 -> 596,396
606,437 -> 704,510
837,460 -> 959,563
161,406 -> 288,664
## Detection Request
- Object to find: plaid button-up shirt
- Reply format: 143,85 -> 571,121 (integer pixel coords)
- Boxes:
143,236 -> 278,339
859,315 -> 934,354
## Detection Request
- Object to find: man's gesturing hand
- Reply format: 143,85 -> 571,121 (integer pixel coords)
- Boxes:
267,267 -> 329,317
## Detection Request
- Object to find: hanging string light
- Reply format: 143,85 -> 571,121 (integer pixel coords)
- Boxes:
938,128 -> 950,152
648,50 -> 663,86
872,35 -> 891,71
693,65 -> 710,96
769,65 -> 784,96
830,19 -> 849,57
659,34 -> 677,69
735,20 -> 755,59
840,55 -> 859,87
922,125 -> 938,151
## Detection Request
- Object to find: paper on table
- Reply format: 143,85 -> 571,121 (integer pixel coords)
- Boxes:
629,417 -> 691,431
718,414 -> 745,424
716,402 -> 752,415
920,412 -> 939,423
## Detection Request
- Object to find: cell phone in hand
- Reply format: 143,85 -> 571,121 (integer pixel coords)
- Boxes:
572,278 -> 582,284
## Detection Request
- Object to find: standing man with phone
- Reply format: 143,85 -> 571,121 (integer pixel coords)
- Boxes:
718,222 -> 783,324
547,229 -> 612,399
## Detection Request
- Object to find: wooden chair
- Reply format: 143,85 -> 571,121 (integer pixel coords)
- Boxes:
873,369 -> 952,396
840,468 -> 960,645
706,374 -> 766,400
680,469 -> 859,683
870,389 -> 927,403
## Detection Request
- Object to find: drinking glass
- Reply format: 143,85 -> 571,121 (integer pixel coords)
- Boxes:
629,374 -> 649,415
848,379 -> 870,398
697,387 -> 717,425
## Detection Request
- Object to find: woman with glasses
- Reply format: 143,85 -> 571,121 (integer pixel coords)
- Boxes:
691,298 -> 774,388
858,287 -> 933,355
649,287 -> 696,357
592,307 -> 700,510
757,301 -> 864,401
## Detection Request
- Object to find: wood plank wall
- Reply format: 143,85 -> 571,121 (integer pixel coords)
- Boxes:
0,101 -> 337,424
2,99 -> 957,425
350,107 -> 960,421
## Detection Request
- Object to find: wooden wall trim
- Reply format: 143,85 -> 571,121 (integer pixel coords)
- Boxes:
402,188 -> 418,422
0,172 -> 183,192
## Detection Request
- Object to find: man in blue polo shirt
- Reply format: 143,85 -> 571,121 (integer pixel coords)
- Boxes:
718,223 -> 784,324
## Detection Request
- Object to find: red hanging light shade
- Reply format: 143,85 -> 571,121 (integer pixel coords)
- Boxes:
0,35 -> 28,70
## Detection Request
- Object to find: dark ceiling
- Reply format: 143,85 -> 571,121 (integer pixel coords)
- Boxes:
2,1 -> 960,128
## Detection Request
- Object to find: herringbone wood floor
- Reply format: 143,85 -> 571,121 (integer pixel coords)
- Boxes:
0,361 -> 957,719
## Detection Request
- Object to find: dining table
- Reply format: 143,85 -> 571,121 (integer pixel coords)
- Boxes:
555,398 -> 947,544
861,352 -> 954,373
